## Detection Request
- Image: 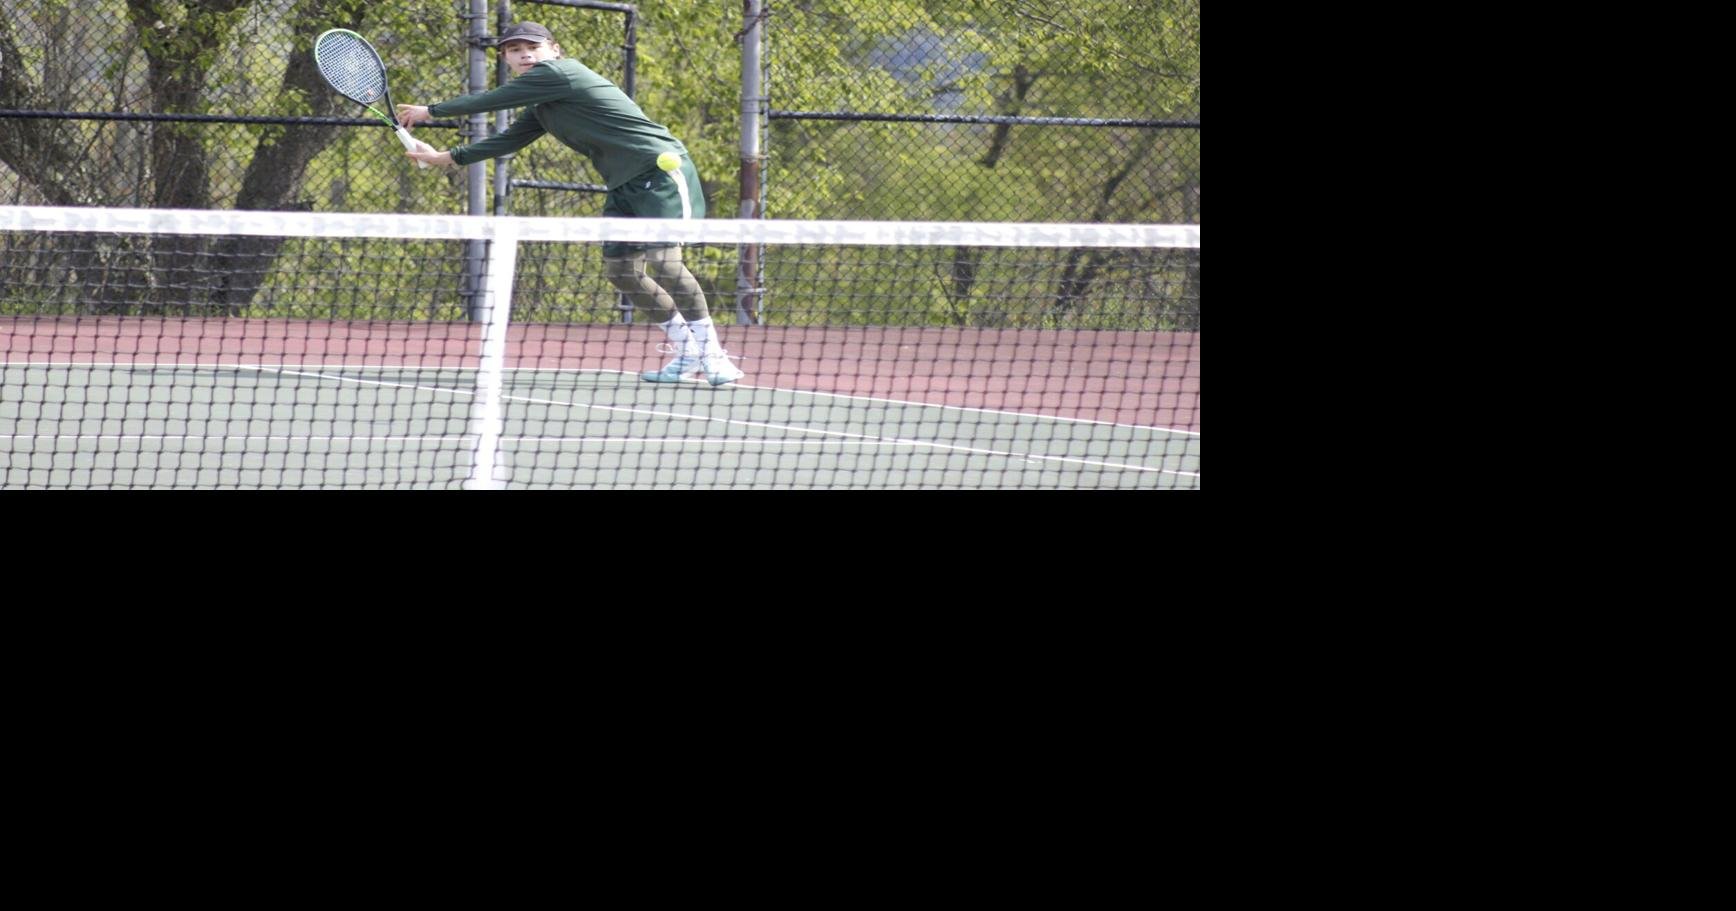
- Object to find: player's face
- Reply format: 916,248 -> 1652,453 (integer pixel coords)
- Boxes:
501,40 -> 556,76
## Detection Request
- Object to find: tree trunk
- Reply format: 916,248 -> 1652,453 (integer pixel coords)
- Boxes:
0,12 -> 98,205
206,1 -> 369,314
124,0 -> 251,313
978,65 -> 1034,169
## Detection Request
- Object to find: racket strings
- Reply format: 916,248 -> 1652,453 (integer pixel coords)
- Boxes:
316,36 -> 388,104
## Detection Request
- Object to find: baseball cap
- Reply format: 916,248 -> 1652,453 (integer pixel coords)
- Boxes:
496,22 -> 553,47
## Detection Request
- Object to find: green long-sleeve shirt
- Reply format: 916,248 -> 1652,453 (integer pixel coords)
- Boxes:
429,58 -> 685,190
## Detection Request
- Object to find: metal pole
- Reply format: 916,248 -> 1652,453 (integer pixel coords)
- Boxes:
464,0 -> 492,321
494,0 -> 512,216
736,0 -> 764,326
622,8 -> 638,99
618,7 -> 638,322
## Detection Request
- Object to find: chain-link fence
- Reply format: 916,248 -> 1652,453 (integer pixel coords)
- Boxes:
3,1 -> 1198,225
761,1 -> 1200,223
0,0 -> 639,216
484,0 -> 637,217
2,2 -> 456,212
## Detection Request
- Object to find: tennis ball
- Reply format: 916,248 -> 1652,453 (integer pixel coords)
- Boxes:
657,152 -> 681,172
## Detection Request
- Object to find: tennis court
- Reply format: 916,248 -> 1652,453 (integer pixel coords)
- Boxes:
1,319 -> 1199,489
1,207 -> 1199,490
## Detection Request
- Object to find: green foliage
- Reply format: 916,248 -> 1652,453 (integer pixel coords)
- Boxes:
0,1 -> 1200,327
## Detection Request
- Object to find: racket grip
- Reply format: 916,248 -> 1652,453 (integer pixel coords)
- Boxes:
396,126 -> 429,169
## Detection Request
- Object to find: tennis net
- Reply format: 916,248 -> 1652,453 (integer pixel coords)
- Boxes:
0,206 -> 1200,489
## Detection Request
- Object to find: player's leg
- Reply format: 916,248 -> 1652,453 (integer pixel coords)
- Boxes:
606,246 -> 702,383
644,245 -> 742,386
640,156 -> 744,386
602,172 -> 698,383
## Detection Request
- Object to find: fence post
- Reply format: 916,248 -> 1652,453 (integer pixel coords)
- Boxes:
493,1 -> 513,216
736,0 -> 765,326
463,0 -> 493,321
622,6 -> 638,99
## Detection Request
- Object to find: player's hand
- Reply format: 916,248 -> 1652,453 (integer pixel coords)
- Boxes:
396,104 -> 431,128
406,146 -> 453,169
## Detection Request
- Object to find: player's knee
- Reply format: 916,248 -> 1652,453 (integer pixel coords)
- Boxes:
645,241 -> 683,270
644,249 -> 704,300
603,255 -> 651,292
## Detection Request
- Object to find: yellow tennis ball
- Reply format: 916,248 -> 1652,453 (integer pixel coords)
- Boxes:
657,152 -> 681,172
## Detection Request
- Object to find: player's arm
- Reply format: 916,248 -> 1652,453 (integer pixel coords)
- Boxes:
399,114 -> 542,169
405,146 -> 455,169
399,64 -> 570,125
442,113 -> 547,166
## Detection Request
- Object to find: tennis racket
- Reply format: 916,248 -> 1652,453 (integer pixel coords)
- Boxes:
313,28 -> 427,169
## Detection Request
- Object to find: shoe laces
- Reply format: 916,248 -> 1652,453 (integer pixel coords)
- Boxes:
664,341 -> 746,365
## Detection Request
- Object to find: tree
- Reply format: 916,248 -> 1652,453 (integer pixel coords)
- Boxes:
760,0 -> 1200,327
2,1 -> 1200,326
0,0 -> 443,313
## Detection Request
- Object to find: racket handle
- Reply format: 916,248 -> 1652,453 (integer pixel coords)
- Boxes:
396,126 -> 429,169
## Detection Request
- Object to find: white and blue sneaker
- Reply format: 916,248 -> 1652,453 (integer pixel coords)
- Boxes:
703,352 -> 745,386
641,345 -> 703,383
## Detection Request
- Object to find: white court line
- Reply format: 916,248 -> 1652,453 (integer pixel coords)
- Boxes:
7,434 -> 466,444
8,434 -> 1023,448
493,388 -> 1194,477
270,367 -> 474,398
4,362 -> 1199,478
574,365 -> 1201,436
4,433 -> 1199,477
5,360 -> 1200,435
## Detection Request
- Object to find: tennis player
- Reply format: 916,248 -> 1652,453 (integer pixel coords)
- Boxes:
398,21 -> 743,386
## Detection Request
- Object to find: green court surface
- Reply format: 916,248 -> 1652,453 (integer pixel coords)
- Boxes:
1,364 -> 1201,489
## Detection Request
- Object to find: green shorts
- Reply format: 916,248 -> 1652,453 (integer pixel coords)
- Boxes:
602,155 -> 706,259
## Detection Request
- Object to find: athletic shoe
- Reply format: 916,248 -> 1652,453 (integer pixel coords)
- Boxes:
641,354 -> 702,383
704,353 -> 745,386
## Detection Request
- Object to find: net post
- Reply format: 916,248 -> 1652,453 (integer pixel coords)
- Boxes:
464,220 -> 518,490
